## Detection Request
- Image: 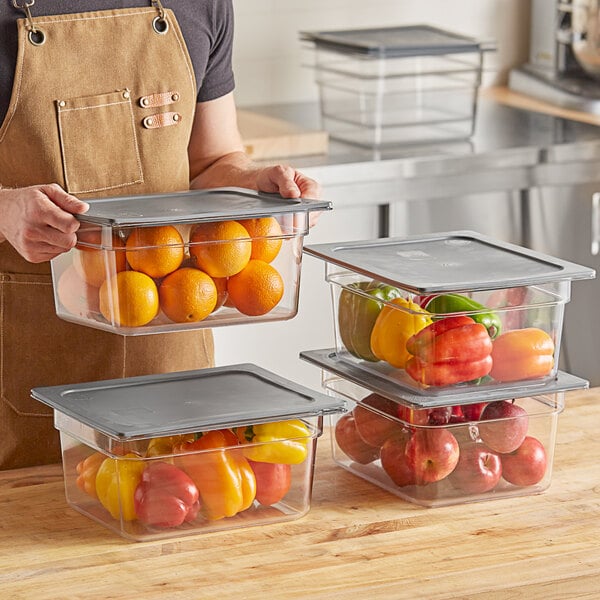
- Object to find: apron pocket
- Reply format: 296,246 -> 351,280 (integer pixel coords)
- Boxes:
56,89 -> 144,195
0,272 -> 125,417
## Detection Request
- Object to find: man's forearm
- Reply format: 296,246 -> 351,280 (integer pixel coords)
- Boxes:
189,151 -> 262,190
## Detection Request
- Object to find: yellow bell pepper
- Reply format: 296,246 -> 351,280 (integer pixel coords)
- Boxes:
174,429 -> 256,521
235,419 -> 310,464
95,453 -> 145,521
370,297 -> 432,368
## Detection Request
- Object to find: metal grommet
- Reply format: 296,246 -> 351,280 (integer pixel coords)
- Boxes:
143,116 -> 154,128
140,97 -> 149,107
28,28 -> 45,46
171,93 -> 180,102
122,90 -> 131,100
173,113 -> 180,122
58,100 -> 66,108
152,16 -> 169,34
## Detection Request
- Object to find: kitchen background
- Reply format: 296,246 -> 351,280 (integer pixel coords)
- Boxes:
213,1 -> 600,390
230,0 -> 529,106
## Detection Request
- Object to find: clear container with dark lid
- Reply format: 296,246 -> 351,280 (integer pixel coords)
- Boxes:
300,348 -> 588,508
303,230 -> 595,397
51,187 -> 331,335
300,25 -> 494,147
31,363 -> 344,541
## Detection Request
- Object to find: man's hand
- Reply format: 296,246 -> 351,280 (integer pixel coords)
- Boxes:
255,165 -> 321,200
0,183 -> 89,263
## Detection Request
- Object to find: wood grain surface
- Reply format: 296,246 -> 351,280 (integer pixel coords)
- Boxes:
1,388 -> 599,599
237,109 -> 329,160
482,85 -> 600,126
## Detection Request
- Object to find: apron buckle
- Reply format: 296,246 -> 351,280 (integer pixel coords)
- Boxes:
12,0 -> 46,46
151,0 -> 169,35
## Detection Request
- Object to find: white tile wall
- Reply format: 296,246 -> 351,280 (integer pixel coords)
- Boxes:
232,0 -> 531,106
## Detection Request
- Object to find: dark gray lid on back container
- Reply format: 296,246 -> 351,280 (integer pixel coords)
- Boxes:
76,187 -> 332,228
300,24 -> 487,57
300,348 -> 589,409
303,230 -> 596,294
31,364 -> 345,440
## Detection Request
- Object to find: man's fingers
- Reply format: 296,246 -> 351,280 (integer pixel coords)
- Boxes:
41,183 -> 89,215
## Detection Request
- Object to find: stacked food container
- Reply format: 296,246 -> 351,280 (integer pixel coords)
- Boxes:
300,231 -> 595,507
300,25 -> 492,147
33,187 -> 348,541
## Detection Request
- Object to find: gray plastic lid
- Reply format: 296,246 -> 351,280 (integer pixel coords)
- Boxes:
76,187 -> 332,228
300,25 -> 486,58
30,364 -> 345,440
300,348 -> 589,409
303,231 -> 596,293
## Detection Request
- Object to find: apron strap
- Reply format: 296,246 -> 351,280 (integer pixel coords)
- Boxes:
11,0 -> 170,43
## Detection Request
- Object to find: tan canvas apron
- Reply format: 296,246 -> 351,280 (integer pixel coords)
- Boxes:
0,4 -> 214,470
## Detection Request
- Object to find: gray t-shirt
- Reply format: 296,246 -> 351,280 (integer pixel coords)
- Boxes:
0,0 -> 235,124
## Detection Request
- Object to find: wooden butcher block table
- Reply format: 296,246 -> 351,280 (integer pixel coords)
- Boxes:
1,387 -> 599,599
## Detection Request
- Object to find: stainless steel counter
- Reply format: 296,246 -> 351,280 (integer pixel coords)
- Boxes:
246,96 -> 600,206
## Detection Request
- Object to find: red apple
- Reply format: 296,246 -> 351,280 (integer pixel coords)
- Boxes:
449,405 -> 466,424
380,430 -> 415,487
462,402 -> 487,421
477,400 -> 529,453
334,412 -> 380,464
427,406 -> 453,425
501,436 -> 547,486
354,393 -> 402,447
449,442 -> 502,494
397,405 -> 455,426
405,428 -> 459,485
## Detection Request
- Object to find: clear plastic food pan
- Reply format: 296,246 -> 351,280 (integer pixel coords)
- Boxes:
300,348 -> 588,508
300,25 -> 491,147
31,364 -> 345,541
51,187 -> 331,335
303,231 -> 595,397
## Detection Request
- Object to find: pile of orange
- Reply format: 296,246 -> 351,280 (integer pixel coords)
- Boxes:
60,217 -> 286,327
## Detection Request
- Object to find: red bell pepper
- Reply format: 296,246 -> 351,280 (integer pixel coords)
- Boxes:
133,462 -> 200,528
248,460 -> 292,506
405,315 -> 493,386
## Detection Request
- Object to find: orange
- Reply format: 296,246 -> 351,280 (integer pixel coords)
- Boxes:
227,259 -> 284,316
57,264 -> 100,318
159,267 -> 218,323
177,255 -> 227,311
212,276 -> 229,312
99,270 -> 159,327
125,225 -> 184,279
73,229 -> 127,287
237,217 -> 283,263
188,220 -> 252,278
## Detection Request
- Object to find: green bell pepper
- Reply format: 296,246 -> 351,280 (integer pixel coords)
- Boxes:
338,280 -> 402,361
425,293 -> 502,339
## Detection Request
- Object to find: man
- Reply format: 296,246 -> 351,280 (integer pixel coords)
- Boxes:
0,0 -> 319,469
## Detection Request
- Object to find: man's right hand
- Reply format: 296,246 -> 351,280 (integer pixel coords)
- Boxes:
0,183 -> 89,263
